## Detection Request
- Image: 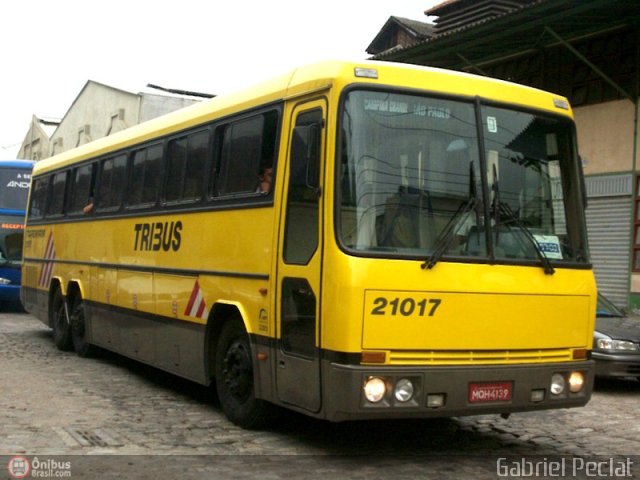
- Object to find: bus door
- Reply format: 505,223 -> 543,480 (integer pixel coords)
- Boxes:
276,100 -> 326,412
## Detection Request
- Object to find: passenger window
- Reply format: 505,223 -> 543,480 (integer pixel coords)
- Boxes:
67,163 -> 96,214
29,177 -> 49,219
97,154 -> 127,211
214,110 -> 278,197
46,172 -> 67,217
166,130 -> 209,203
128,143 -> 163,207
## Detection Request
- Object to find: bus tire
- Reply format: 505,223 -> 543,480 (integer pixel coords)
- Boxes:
215,318 -> 271,429
70,294 -> 98,358
51,288 -> 73,351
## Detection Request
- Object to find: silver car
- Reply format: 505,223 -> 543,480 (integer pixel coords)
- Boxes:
593,293 -> 640,380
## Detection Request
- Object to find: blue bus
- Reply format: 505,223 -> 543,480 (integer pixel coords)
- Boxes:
0,160 -> 34,308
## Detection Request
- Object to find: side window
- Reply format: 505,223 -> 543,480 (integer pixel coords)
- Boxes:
46,171 -> 67,217
97,154 -> 127,212
128,143 -> 163,207
67,163 -> 96,215
165,130 -> 209,203
29,176 -> 49,219
214,110 -> 279,197
283,109 -> 323,264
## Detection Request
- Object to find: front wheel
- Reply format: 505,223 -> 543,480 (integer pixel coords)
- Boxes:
215,319 -> 273,429
51,288 -> 73,351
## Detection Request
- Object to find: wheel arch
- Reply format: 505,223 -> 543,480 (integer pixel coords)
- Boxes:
204,301 -> 248,383
65,280 -> 85,305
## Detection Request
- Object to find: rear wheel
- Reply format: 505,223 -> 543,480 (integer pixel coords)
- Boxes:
70,294 -> 98,357
215,318 -> 273,429
51,288 -> 72,351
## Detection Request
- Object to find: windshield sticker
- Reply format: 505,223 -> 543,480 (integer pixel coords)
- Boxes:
364,98 -> 452,120
487,116 -> 498,133
364,99 -> 408,114
414,105 -> 451,119
534,235 -> 563,260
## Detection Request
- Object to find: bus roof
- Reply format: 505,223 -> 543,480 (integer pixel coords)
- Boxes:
32,60 -> 573,176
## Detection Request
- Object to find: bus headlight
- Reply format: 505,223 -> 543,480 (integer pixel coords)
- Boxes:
0,277 -> 11,285
364,377 -> 386,403
568,371 -> 585,393
550,373 -> 565,395
394,378 -> 414,402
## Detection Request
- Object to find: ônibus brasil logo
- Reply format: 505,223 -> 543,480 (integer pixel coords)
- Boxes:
7,456 -> 30,479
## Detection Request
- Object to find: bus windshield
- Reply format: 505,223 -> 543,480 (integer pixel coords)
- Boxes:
0,166 -> 31,266
338,90 -> 588,266
0,167 -> 31,211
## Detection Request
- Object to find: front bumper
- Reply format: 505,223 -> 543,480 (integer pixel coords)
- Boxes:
322,360 -> 595,422
592,351 -> 640,378
0,284 -> 21,303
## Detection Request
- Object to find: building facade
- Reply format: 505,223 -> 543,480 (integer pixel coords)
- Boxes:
17,116 -> 59,161
19,81 -> 206,160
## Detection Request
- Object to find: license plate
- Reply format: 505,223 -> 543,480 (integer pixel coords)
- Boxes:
468,382 -> 512,403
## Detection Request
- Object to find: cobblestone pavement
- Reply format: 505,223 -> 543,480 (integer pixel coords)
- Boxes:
1,312 -> 639,479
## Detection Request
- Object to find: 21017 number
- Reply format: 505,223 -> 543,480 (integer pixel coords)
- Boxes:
371,297 -> 442,317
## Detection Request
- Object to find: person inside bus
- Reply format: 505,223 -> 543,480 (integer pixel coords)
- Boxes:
83,199 -> 94,214
256,165 -> 273,194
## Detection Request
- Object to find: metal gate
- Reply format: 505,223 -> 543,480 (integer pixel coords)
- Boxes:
584,174 -> 632,308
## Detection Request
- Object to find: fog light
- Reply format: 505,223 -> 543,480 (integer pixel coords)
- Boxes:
427,393 -> 445,408
568,371 -> 584,393
364,377 -> 386,403
550,373 -> 565,395
531,389 -> 545,402
394,378 -> 414,402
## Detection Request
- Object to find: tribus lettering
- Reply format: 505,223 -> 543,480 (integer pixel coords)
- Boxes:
134,221 -> 182,251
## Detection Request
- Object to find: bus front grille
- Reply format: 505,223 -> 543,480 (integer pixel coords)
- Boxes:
387,348 -> 573,365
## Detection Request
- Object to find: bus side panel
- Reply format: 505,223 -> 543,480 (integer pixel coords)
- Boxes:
84,300 -> 209,384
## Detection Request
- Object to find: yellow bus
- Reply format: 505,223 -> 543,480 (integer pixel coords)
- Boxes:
22,61 -> 596,428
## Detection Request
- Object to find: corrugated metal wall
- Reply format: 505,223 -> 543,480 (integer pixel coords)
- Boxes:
585,174 -> 632,307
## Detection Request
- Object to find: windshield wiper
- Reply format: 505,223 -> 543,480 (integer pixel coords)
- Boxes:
422,162 -> 478,270
421,196 -> 476,270
491,165 -> 555,275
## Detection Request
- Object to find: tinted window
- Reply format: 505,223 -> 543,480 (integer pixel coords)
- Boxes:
67,164 -> 95,214
214,110 -> 278,197
128,144 -> 163,207
46,172 -> 67,217
166,130 -> 209,202
97,154 -> 127,211
29,177 -> 49,219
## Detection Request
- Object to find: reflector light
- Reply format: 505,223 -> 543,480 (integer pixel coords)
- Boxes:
553,98 -> 569,110
354,67 -> 378,79
427,394 -> 445,408
361,351 -> 386,364
572,348 -> 588,360
531,389 -> 545,402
